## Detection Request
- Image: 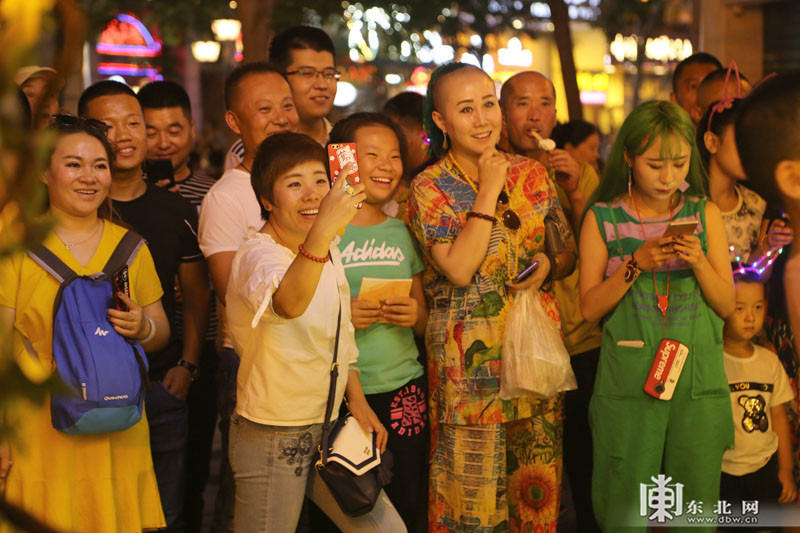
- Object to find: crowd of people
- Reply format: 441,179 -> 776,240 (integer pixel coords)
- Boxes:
2,23 -> 800,533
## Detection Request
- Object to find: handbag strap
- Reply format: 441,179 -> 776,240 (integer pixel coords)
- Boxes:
318,253 -> 342,468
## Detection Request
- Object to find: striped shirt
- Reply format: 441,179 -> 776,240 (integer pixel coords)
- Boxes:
175,171 -> 219,341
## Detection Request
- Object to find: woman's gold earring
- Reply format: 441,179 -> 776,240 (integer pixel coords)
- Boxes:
442,132 -> 449,151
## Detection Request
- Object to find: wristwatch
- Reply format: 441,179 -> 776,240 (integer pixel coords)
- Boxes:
176,359 -> 199,379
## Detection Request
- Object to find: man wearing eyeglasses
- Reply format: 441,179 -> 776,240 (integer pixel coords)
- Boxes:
221,26 -> 338,171
269,25 -> 338,146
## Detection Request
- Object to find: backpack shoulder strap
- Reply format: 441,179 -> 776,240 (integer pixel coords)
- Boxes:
103,230 -> 145,278
26,245 -> 77,283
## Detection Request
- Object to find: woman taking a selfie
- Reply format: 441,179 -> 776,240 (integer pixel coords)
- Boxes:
407,63 -> 576,532
224,132 -> 404,533
579,100 -> 734,531
0,115 -> 169,532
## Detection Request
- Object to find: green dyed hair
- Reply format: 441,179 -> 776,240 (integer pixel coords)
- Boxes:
422,62 -> 473,156
587,100 -> 707,210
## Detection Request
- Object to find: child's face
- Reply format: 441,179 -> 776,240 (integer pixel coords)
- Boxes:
724,281 -> 766,342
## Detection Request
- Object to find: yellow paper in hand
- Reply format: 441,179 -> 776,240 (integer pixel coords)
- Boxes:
358,278 -> 412,324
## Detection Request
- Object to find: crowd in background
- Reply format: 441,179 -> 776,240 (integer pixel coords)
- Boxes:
2,22 -> 800,533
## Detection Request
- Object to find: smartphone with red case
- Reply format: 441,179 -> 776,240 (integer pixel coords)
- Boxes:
644,339 -> 689,400
112,266 -> 131,311
327,143 -> 361,189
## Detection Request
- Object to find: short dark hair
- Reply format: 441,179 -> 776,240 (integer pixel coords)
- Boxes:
552,120 -> 599,149
735,70 -> 800,207
78,80 -> 137,117
672,52 -> 723,95
269,26 -> 335,72
137,81 -> 192,120
696,98 -> 743,169
383,92 -> 424,124
699,67 -> 751,94
224,62 -> 285,111
733,269 -> 764,286
329,112 -> 408,175
250,132 -> 326,221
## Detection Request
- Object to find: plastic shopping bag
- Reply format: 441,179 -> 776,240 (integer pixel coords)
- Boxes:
500,289 -> 577,399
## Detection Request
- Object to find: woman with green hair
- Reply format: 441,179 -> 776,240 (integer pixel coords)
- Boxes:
407,62 -> 576,531
579,100 -> 735,530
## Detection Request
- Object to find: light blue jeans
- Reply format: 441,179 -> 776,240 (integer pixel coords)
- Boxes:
228,413 -> 406,533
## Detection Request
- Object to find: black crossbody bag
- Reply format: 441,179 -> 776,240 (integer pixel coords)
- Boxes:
314,274 -> 394,517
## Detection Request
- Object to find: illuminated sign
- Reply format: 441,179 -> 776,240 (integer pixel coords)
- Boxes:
97,13 -> 162,57
580,91 -> 607,105
610,33 -> 693,63
97,62 -> 163,80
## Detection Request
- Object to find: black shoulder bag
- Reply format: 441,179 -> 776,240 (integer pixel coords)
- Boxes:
314,276 -> 394,517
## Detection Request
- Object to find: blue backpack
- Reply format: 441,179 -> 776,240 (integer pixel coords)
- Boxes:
26,231 -> 150,435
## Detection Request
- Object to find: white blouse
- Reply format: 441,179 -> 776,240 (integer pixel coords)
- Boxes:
226,231 -> 358,426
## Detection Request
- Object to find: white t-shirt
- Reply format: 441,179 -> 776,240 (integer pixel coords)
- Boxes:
226,232 -> 358,425
198,168 -> 263,347
223,118 -> 335,171
722,344 -> 794,475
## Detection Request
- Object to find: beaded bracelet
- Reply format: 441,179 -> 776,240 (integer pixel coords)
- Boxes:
297,243 -> 330,263
466,211 -> 497,223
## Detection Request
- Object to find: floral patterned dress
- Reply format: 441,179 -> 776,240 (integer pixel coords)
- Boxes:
408,153 -> 573,532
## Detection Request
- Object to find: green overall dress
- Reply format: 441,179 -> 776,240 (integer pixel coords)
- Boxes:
589,196 -> 734,531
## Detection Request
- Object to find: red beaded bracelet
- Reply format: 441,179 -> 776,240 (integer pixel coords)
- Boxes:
466,211 -> 497,223
297,243 -> 330,263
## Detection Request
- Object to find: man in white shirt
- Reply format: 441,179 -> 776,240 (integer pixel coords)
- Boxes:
198,61 -> 298,531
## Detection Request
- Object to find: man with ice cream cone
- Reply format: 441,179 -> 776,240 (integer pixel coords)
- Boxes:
500,70 -> 603,533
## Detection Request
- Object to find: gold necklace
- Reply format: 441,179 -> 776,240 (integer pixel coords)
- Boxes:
55,220 -> 102,250
446,153 -> 521,277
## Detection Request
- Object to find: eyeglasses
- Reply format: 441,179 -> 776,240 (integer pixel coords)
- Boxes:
52,114 -> 110,135
285,67 -> 341,82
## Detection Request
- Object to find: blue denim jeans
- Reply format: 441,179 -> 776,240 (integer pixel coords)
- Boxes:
228,413 -> 406,533
146,380 -> 189,532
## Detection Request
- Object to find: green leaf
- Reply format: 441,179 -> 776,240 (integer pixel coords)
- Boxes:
464,341 -> 501,375
471,291 -> 505,318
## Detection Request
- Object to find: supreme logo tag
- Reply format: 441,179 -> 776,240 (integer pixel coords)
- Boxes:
644,339 -> 689,400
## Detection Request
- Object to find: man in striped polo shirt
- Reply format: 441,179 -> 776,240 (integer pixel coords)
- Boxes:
138,80 -> 219,532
